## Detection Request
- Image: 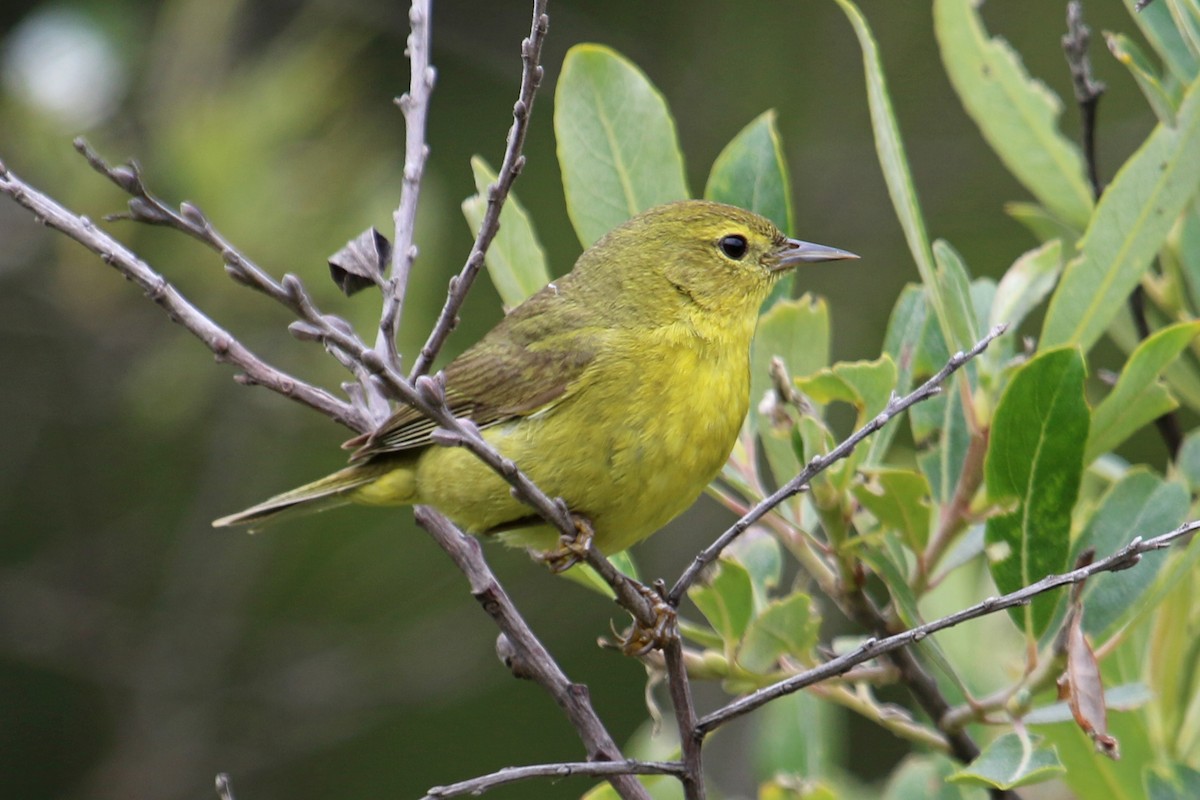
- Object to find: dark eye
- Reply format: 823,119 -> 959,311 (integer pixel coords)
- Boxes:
718,234 -> 748,260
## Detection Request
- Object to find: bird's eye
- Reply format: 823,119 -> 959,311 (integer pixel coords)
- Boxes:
718,234 -> 748,260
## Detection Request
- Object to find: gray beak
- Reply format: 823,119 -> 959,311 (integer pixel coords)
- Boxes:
771,237 -> 859,271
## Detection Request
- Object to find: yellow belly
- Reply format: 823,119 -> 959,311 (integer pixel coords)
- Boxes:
404,325 -> 751,554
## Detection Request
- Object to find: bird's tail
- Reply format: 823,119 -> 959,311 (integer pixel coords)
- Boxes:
212,464 -> 383,530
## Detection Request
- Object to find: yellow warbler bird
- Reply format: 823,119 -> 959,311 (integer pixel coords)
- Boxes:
213,200 -> 855,553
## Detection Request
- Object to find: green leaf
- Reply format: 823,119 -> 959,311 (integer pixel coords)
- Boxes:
990,240 -> 1062,334
461,156 -> 550,309
932,239 -> 981,353
1071,471 -> 1188,637
737,591 -> 820,673
725,529 -> 783,611
1043,712 -> 1152,800
885,755 -> 987,800
833,0 -> 963,354
934,0 -> 1093,228
1041,74 -> 1200,353
705,110 -> 794,308
755,692 -> 842,787
751,295 -> 830,488
1173,203 -> 1200,316
1087,322 -> 1200,461
704,109 -> 792,232
913,381 -> 970,505
554,44 -> 689,248
985,348 -> 1088,637
1005,202 -> 1081,249
796,356 -> 897,491
1124,0 -> 1199,84
796,356 -> 897,423
948,733 -> 1065,790
1146,764 -> 1200,800
1177,428 -> 1200,490
984,240 -> 1062,375
852,468 -> 933,552
868,285 -> 926,465
1106,32 -> 1180,124
689,559 -> 755,649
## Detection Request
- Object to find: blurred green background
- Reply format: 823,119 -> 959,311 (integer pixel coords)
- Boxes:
0,1 -> 1165,798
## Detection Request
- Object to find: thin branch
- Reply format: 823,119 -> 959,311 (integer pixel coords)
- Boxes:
662,635 -> 705,800
696,517 -> 1200,735
421,759 -> 683,800
72,138 -> 390,422
409,0 -> 549,379
1063,1 -> 1105,198
414,507 -> 652,800
379,0 -> 436,371
0,159 -> 369,432
669,324 -> 1008,605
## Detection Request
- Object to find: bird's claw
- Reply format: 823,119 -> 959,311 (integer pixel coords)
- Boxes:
537,514 -> 595,574
613,583 -> 677,657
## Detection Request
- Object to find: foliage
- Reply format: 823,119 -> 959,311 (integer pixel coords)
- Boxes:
461,1 -> 1200,794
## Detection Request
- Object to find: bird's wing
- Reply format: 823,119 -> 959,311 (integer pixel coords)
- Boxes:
344,286 -> 601,461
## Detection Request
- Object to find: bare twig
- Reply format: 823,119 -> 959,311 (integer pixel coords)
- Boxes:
662,635 -> 705,800
1063,1 -> 1105,197
409,0 -> 549,379
696,517 -> 1200,735
421,759 -> 683,800
414,507 -> 652,800
379,0 -> 436,371
669,324 -> 1008,604
71,138 -> 392,421
0,160 -> 369,432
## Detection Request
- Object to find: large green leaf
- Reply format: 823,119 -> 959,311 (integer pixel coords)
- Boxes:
1070,470 -> 1188,638
948,733 -> 1065,790
1041,74 -> 1200,352
932,239 -> 981,354
554,44 -> 688,248
737,591 -> 820,673
984,348 -> 1089,637
705,110 -> 796,309
461,156 -> 550,309
934,0 -> 1093,228
1087,321 -> 1200,461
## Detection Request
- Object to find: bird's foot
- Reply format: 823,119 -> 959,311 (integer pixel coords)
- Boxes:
537,514 -> 595,574
613,582 -> 677,657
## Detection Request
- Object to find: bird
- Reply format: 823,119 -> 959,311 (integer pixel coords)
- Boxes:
213,200 -> 856,556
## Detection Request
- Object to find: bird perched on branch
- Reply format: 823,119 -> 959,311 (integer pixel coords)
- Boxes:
214,200 -> 855,557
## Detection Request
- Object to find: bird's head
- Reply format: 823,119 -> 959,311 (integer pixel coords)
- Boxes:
570,200 -> 857,326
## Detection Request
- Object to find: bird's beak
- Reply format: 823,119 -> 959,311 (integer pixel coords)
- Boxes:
770,238 -> 859,272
